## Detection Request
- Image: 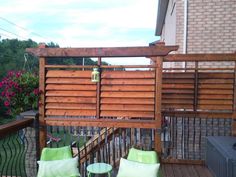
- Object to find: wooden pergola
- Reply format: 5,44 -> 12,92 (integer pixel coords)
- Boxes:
27,44 -> 178,155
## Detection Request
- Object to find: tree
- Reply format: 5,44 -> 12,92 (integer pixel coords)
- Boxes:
0,39 -> 38,79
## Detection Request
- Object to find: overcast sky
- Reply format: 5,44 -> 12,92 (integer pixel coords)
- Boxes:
0,0 -> 159,65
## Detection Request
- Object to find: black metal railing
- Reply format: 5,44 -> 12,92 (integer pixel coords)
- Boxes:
0,118 -> 36,177
161,112 -> 232,161
45,125 -> 155,176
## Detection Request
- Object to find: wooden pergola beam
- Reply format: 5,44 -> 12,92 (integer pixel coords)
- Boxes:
164,54 -> 236,61
45,118 -> 159,129
26,46 -> 178,58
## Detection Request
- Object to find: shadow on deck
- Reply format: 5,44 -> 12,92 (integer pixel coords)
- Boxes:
111,164 -> 213,177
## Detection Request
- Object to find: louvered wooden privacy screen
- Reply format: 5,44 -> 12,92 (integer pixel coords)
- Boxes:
46,70 -> 156,118
162,72 -> 234,111
46,70 -> 235,118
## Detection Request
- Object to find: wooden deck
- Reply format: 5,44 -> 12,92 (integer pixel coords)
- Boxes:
161,164 -> 213,177
111,164 -> 213,177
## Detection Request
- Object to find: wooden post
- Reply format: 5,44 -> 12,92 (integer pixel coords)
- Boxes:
194,62 -> 199,111
154,57 -> 163,154
233,61 -> 236,136
39,54 -> 47,154
96,57 -> 101,119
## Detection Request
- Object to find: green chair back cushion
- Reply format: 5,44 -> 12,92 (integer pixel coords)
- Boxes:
37,157 -> 80,177
127,148 -> 159,164
40,146 -> 72,161
117,158 -> 160,177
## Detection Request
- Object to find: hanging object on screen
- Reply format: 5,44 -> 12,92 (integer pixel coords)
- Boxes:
91,67 -> 100,82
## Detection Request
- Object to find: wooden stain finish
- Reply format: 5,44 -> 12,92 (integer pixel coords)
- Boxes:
155,57 -> 163,154
233,61 -> 236,136
194,62 -> 199,111
26,45 -> 178,57
96,57 -> 101,119
164,53 -> 236,61
0,118 -> 34,139
39,57 -> 47,154
45,118 -> 159,129
26,44 -> 236,160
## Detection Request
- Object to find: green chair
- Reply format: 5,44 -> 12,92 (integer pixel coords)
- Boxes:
40,146 -> 73,161
37,146 -> 80,177
127,148 -> 161,177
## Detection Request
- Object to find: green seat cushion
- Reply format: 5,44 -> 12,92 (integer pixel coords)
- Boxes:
117,158 -> 160,177
127,148 -> 159,164
40,146 -> 72,161
37,157 -> 80,177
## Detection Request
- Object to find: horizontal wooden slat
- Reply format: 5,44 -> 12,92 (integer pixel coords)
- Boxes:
198,94 -> 233,100
162,94 -> 194,99
46,103 -> 96,110
198,89 -> 233,95
0,118 -> 34,139
198,79 -> 234,84
102,71 -> 155,79
198,100 -> 233,105
162,84 -> 194,89
46,110 -> 96,116
100,110 -> 154,118
100,104 -> 154,111
162,89 -> 194,94
26,45 -> 178,57
46,97 -> 97,103
101,92 -> 154,98
101,85 -> 155,92
46,78 -> 95,84
164,54 -> 236,61
101,79 -> 155,85
45,65 -> 95,69
47,70 -> 91,78
45,118 -> 159,129
101,98 -> 154,105
162,100 -> 193,104
198,73 -> 234,79
163,111 -> 233,119
46,84 -> 96,91
198,105 -> 232,110
162,104 -> 193,109
46,91 -> 96,97
198,84 -> 233,89
163,73 -> 195,79
163,79 -> 194,84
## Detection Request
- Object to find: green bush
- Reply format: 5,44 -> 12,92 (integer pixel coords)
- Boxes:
0,71 -> 39,117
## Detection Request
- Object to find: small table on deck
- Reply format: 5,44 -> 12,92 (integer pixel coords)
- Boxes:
87,163 -> 112,177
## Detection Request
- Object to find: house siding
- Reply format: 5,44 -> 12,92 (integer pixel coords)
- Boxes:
160,0 -> 236,68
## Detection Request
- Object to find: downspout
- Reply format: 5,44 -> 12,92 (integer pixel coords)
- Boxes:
183,0 -> 188,69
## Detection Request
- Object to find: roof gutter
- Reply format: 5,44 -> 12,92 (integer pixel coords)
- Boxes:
155,0 -> 169,36
183,0 -> 188,54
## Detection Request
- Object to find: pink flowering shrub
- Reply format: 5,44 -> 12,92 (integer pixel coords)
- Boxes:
0,71 -> 39,117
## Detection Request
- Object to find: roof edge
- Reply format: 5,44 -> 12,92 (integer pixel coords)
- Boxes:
155,0 -> 169,36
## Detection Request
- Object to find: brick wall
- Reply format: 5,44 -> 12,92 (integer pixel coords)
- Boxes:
176,0 -> 184,54
187,0 -> 236,54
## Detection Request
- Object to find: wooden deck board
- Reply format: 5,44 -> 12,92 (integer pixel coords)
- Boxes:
161,164 -> 213,177
112,164 -> 213,177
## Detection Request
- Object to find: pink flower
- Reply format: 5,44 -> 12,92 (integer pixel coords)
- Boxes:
7,71 -> 14,77
33,88 -> 39,95
1,91 -> 5,96
4,100 -> 10,107
16,71 -> 22,78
